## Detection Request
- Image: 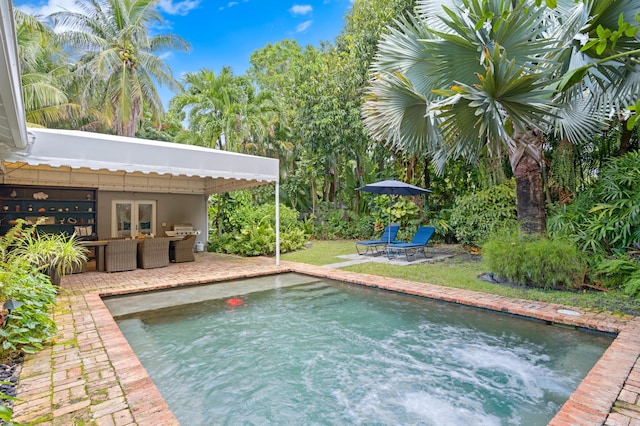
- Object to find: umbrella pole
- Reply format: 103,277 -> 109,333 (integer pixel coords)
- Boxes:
388,194 -> 392,244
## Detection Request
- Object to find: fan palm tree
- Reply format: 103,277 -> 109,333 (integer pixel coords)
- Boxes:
50,0 -> 190,137
363,0 -> 639,236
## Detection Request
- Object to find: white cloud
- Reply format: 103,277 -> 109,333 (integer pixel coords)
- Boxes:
16,0 -> 200,18
295,20 -> 313,33
219,0 -> 247,10
15,0 -> 81,17
290,4 -> 313,15
157,0 -> 201,16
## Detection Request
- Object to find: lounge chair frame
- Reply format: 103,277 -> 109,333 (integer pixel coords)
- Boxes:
355,224 -> 401,256
386,226 -> 435,262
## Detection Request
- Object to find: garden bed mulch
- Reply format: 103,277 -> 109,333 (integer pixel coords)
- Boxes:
0,352 -> 23,423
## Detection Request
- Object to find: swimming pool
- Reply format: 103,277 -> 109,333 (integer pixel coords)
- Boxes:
105,273 -> 612,425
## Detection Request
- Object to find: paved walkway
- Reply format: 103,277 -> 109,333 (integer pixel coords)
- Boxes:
324,252 -> 454,268
10,253 -> 640,425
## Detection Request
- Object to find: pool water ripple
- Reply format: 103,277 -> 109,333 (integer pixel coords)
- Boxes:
112,274 -> 611,425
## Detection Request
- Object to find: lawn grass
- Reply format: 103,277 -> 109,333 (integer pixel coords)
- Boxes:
281,240 -> 357,265
281,239 -> 640,316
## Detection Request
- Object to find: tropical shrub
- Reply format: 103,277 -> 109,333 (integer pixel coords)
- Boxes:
313,206 -> 351,240
449,182 -> 518,246
429,209 -> 456,244
548,151 -> 640,254
374,196 -> 421,228
588,254 -> 640,297
622,271 -> 640,298
209,191 -> 253,236
312,208 -> 375,240
210,203 -> 309,256
483,234 -> 584,290
0,222 -> 59,358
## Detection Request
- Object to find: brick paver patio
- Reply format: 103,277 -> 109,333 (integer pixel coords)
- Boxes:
11,252 -> 640,425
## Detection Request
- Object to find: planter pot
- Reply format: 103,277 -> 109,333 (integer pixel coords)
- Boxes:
46,266 -> 61,286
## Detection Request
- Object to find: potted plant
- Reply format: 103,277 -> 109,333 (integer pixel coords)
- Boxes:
6,219 -> 88,286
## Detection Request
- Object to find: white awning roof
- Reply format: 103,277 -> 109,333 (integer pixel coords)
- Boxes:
0,0 -> 29,151
0,3 -> 278,195
1,128 -> 279,194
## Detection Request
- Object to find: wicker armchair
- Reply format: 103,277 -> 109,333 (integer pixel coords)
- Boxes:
137,238 -> 171,269
104,239 -> 138,273
170,235 -> 196,263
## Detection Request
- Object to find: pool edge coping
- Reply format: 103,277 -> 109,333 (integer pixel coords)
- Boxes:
14,258 -> 640,424
83,262 -> 640,425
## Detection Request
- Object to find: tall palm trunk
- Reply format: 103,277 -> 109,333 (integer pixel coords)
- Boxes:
618,119 -> 634,156
114,96 -> 141,137
510,129 -> 546,236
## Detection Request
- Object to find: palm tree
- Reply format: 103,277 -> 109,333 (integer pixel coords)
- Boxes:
171,67 -> 279,153
50,0 -> 190,137
172,67 -> 246,149
13,9 -> 83,127
362,0 -> 639,236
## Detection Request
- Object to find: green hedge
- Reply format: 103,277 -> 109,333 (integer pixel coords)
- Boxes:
548,151 -> 640,254
210,203 -> 309,256
483,234 -> 583,290
449,182 -> 517,246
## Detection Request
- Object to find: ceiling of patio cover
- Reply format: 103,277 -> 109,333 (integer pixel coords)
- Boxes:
1,128 -> 279,194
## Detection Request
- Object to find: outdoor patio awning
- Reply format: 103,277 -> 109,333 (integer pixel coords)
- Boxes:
0,0 -> 29,152
0,128 -> 279,194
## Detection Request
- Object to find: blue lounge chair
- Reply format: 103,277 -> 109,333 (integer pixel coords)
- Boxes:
356,224 -> 401,255
386,226 -> 435,261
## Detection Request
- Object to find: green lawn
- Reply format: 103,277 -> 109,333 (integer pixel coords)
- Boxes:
282,239 -> 640,316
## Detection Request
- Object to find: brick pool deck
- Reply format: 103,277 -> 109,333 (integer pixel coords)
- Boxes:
10,252 -> 640,425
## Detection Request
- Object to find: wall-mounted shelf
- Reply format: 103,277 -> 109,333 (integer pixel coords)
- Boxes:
0,185 -> 97,238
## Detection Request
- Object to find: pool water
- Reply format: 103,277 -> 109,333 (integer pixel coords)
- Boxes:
106,273 -> 612,425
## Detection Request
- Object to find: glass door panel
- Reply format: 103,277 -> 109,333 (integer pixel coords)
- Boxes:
112,200 -> 156,238
136,201 -> 155,236
113,201 -> 132,238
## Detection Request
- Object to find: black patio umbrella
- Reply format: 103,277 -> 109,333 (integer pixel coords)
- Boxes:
356,179 -> 431,242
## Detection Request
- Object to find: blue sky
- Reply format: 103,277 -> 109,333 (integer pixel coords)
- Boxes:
14,0 -> 353,106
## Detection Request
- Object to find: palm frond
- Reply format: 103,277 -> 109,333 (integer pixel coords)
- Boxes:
363,71 -> 439,157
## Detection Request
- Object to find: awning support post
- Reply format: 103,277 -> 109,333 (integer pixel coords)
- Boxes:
275,182 -> 280,266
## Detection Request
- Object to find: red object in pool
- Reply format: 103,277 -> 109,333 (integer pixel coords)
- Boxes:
226,297 -> 246,307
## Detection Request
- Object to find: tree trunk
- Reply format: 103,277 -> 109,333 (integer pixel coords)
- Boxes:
355,155 -> 362,214
555,138 -> 576,205
423,156 -> 431,190
115,96 -> 141,137
618,119 -> 633,156
511,129 -> 546,236
310,176 -> 317,217
406,156 -> 416,181
424,156 -> 431,206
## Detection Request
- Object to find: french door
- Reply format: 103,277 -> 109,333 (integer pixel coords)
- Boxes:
111,200 -> 156,238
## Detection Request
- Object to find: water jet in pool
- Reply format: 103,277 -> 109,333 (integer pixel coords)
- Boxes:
104,273 -> 612,425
